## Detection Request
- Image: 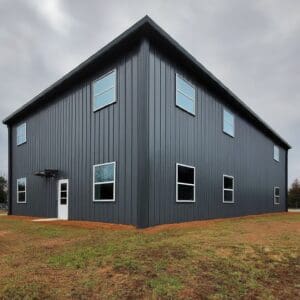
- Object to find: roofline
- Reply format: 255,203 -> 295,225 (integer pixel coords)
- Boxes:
2,15 -> 291,149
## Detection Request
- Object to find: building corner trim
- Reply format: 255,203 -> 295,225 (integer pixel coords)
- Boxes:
137,38 -> 150,228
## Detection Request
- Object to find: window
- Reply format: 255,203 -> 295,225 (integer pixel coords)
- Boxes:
274,145 -> 280,162
176,163 -> 195,202
93,69 -> 116,111
274,187 -> 280,205
176,74 -> 196,115
17,178 -> 26,203
93,162 -> 116,202
17,123 -> 26,145
223,175 -> 234,203
223,109 -> 235,137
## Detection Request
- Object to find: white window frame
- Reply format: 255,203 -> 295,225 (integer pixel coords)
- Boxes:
273,145 -> 280,162
17,178 -> 27,204
93,162 -> 116,202
223,175 -> 234,203
93,69 -> 117,112
175,73 -> 196,115
176,163 -> 196,203
17,123 -> 27,146
274,186 -> 280,205
223,109 -> 235,137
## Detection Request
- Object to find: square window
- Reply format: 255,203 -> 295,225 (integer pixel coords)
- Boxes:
93,162 -> 116,201
176,74 -> 195,115
93,70 -> 116,111
176,163 -> 195,202
223,175 -> 234,203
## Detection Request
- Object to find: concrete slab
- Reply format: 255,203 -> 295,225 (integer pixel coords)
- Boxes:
32,218 -> 60,222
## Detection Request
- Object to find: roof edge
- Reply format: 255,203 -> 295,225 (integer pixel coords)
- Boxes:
2,16 -> 291,149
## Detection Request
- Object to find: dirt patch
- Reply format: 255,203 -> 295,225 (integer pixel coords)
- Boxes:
0,231 -> 10,237
5,215 -> 37,221
41,220 -> 135,231
143,212 -> 292,233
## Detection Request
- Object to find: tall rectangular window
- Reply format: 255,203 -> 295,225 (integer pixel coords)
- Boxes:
274,187 -> 280,204
17,123 -> 26,145
223,109 -> 235,137
176,74 -> 196,115
176,163 -> 195,202
223,175 -> 234,203
93,162 -> 116,202
17,178 -> 26,203
274,145 -> 280,162
93,69 -> 116,112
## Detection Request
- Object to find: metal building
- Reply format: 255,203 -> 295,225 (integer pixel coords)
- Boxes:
3,16 -> 291,228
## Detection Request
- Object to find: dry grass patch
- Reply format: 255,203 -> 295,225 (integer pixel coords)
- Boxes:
0,213 -> 299,299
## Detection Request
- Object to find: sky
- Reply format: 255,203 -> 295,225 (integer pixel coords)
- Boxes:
0,0 -> 299,185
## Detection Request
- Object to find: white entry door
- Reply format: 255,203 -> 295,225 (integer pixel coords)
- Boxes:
58,179 -> 69,220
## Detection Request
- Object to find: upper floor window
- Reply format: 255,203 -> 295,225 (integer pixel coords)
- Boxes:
274,187 -> 280,204
93,69 -> 116,112
223,175 -> 234,203
93,162 -> 116,202
17,123 -> 26,145
223,109 -> 235,137
274,145 -> 280,162
176,163 -> 195,202
176,74 -> 196,115
17,178 -> 26,203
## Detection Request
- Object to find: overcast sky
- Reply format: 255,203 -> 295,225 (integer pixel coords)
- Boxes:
0,0 -> 299,185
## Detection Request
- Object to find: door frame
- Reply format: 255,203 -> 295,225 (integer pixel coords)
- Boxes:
57,179 -> 69,220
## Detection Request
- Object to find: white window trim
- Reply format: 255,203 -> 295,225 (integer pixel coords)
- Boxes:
176,163 -> 196,203
223,109 -> 235,137
223,174 -> 234,203
93,161 -> 116,202
175,73 -> 196,115
17,123 -> 27,146
17,177 -> 27,204
274,186 -> 280,205
273,145 -> 280,162
93,69 -> 117,112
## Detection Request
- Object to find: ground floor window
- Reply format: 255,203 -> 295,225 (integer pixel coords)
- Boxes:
223,175 -> 234,203
17,178 -> 26,203
274,187 -> 280,204
176,163 -> 195,202
93,162 -> 116,202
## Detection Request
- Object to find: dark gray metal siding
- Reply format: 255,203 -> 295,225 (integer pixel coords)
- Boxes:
8,38 -> 288,227
148,47 -> 287,226
10,49 -> 139,225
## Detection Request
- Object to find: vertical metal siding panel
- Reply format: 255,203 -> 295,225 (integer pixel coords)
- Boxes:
147,47 -> 287,226
125,57 -> 132,224
131,55 -> 138,225
119,58 -> 126,223
148,50 -> 155,225
8,50 -> 138,224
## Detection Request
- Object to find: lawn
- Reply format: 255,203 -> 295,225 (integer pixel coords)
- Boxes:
0,213 -> 299,299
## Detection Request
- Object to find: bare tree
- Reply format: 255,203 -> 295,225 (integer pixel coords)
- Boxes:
0,176 -> 7,204
288,178 -> 300,208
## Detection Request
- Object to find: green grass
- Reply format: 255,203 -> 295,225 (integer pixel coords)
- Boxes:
0,213 -> 299,299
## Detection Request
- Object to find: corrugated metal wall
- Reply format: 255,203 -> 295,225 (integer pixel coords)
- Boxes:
10,49 -> 139,225
9,39 -> 287,227
148,47 -> 287,226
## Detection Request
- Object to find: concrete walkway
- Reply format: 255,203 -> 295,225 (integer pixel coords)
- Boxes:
288,209 -> 300,213
32,218 -> 60,222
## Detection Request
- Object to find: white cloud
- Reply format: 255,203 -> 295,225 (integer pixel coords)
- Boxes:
28,0 -> 72,35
